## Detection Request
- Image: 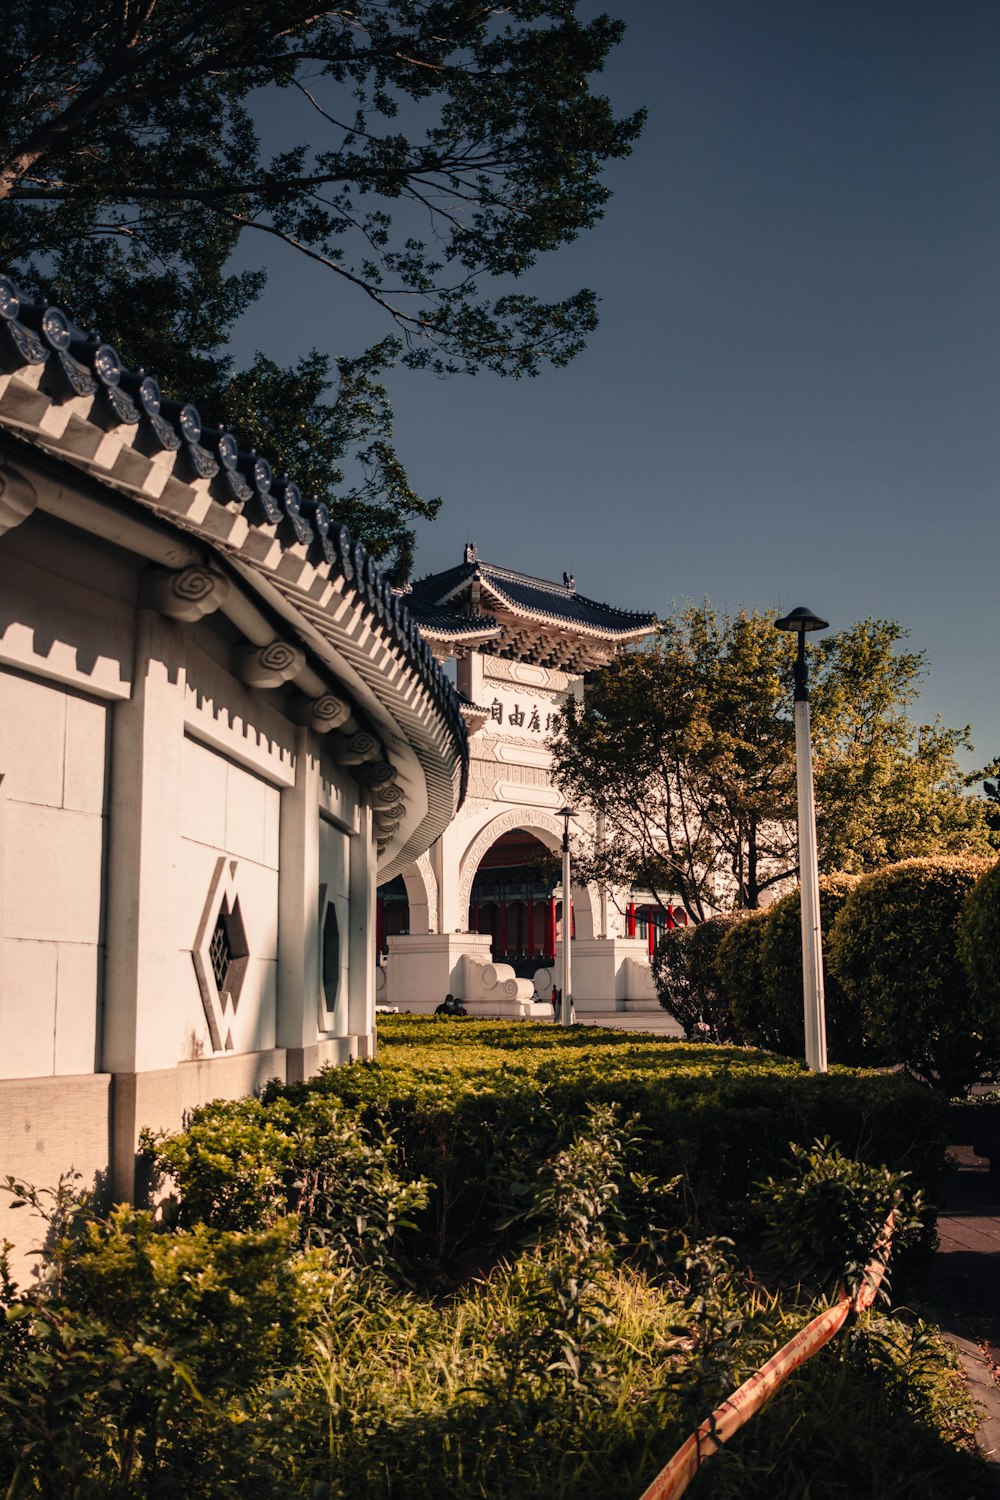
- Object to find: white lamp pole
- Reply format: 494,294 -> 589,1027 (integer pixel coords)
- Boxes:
775,607 -> 829,1073
558,806 -> 576,1027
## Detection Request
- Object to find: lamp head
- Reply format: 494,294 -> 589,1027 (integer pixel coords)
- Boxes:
558,806 -> 576,820
775,606 -> 829,635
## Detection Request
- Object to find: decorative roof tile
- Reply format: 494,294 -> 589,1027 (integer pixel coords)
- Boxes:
404,598 -> 501,640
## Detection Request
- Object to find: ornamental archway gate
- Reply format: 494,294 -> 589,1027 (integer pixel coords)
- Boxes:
381,702 -> 656,1016
380,550 -> 662,1017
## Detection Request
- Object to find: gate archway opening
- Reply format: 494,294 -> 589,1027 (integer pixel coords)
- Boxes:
467,828 -> 572,979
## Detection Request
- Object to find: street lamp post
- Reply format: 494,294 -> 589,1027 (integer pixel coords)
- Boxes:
558,806 -> 576,1027
775,607 -> 830,1073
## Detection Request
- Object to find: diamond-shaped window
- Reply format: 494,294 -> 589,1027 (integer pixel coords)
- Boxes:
192,859 -> 251,1053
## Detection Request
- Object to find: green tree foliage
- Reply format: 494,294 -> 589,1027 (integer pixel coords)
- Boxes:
0,1 -> 642,577
828,857 -> 994,1096
551,606 -> 991,916
553,607 -> 799,918
966,756 -> 1000,846
810,621 -> 989,871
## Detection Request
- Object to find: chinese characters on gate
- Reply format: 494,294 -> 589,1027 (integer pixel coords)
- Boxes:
489,699 -> 559,734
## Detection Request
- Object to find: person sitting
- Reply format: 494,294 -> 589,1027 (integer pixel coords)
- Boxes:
434,993 -> 467,1017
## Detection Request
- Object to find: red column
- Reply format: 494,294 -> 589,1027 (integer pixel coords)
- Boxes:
667,903 -> 675,929
376,896 -> 385,953
548,898 -> 557,960
647,910 -> 656,957
527,901 -> 536,956
473,901 -> 481,933
627,901 -> 636,938
570,901 -> 575,939
499,900 -> 507,957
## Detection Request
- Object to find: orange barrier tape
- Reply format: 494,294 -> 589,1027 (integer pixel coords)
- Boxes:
637,1210 -> 897,1500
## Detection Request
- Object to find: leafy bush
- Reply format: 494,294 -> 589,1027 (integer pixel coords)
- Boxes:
714,911 -> 772,1048
753,1138 -> 926,1297
280,1019 -> 948,1266
957,859 -> 1000,1025
757,874 -> 867,1064
715,878 -> 865,1062
828,856 -> 993,1095
0,1178 -> 331,1497
651,915 -> 740,1041
153,1092 -> 429,1275
696,1314 -> 987,1500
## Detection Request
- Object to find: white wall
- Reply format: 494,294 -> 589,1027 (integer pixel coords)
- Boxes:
0,670 -> 108,1077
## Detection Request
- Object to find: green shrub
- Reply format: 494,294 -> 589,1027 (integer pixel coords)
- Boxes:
0,1030 -> 979,1500
828,856 -> 992,1095
957,858 -> 1000,1027
753,1138 -> 926,1297
154,1092 -> 430,1275
757,874 -> 867,1064
651,915 -> 740,1041
714,911 -> 772,1049
0,1180 -> 330,1497
696,1315 -> 987,1500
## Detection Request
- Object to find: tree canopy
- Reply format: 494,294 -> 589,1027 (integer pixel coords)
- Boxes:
551,605 -> 992,919
0,1 -> 642,577
966,756 -> 1000,846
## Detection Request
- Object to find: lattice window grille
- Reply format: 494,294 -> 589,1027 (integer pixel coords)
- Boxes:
209,910 -> 234,993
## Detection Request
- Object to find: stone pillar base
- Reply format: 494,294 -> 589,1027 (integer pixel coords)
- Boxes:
570,938 -> 655,1012
384,932 -> 494,1011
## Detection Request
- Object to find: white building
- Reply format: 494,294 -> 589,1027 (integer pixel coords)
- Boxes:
0,276 -> 467,1267
379,549 -> 666,1016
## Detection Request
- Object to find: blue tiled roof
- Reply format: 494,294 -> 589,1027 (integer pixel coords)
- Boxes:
404,599 -> 500,638
410,559 -> 654,636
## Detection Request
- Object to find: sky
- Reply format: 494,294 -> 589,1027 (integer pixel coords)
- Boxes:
228,0 -> 1000,771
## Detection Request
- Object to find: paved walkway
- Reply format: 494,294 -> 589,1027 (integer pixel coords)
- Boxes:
921,1145 -> 1000,1478
574,1007 -> 685,1037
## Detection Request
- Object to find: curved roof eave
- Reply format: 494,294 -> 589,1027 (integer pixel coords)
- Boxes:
0,273 -> 468,876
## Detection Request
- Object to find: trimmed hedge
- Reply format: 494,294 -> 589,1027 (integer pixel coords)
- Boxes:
828,856 -> 992,1095
256,1018 -> 950,1265
713,878 -> 864,1063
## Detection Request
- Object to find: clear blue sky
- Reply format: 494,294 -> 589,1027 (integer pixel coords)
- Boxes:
229,1 -> 1000,770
